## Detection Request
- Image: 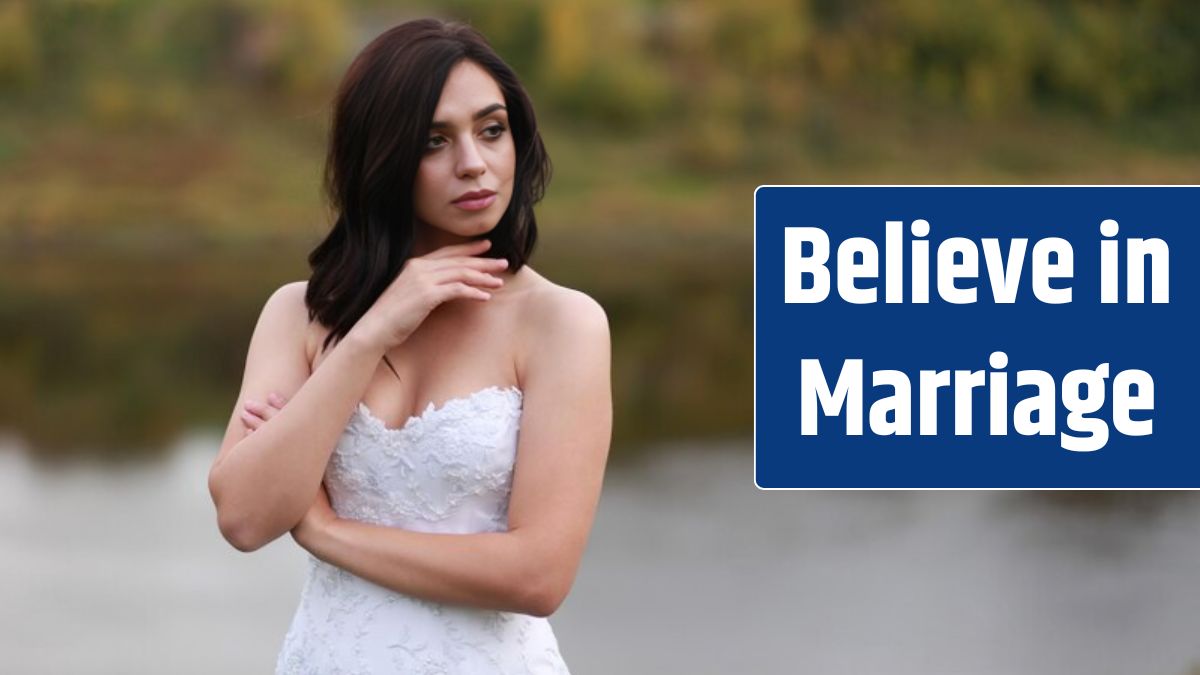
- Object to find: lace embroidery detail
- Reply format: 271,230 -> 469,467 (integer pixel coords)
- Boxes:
275,384 -> 570,674
330,385 -> 523,529
353,385 -> 522,437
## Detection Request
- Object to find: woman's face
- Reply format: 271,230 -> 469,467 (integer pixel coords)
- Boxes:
412,59 -> 516,249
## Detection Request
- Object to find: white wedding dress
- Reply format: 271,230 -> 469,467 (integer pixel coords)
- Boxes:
275,385 -> 571,674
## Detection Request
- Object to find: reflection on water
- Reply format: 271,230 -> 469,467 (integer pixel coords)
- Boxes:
0,239 -> 752,460
1,433 -> 1199,675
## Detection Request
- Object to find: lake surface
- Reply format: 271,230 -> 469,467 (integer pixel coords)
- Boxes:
1,432 -> 1198,674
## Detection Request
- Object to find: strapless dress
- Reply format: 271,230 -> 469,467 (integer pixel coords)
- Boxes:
275,385 -> 570,674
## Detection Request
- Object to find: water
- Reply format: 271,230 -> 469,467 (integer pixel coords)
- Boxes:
1,433 -> 1198,674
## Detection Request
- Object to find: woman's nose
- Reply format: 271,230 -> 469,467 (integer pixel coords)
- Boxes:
456,138 -> 487,178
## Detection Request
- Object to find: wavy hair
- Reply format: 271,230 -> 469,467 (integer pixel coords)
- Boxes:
305,18 -> 551,374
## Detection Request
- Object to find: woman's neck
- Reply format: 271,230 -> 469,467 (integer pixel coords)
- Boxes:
410,223 -> 477,257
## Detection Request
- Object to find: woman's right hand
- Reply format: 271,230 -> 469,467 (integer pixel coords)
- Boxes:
351,238 -> 508,351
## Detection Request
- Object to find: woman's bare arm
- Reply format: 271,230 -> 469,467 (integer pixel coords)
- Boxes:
209,239 -> 509,553
292,288 -> 612,616
208,281 -> 385,552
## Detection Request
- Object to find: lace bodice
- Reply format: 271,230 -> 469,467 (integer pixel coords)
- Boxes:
330,385 -> 524,533
276,385 -> 571,674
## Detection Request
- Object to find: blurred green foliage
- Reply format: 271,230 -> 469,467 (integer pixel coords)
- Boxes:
5,0 -> 1199,134
0,0 -> 1197,459
1,0 -> 348,99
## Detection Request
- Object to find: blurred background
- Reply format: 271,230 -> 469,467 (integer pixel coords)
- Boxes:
1,0 -> 1199,673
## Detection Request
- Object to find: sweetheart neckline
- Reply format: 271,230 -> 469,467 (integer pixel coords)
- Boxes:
354,384 -> 523,435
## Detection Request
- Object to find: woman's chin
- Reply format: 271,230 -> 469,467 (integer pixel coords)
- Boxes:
454,214 -> 502,235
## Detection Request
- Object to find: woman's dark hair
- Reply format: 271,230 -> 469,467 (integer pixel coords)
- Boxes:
305,18 -> 551,371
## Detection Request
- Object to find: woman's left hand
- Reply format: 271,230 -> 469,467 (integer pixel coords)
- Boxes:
245,392 -> 338,549
240,391 -> 288,433
291,482 -> 338,550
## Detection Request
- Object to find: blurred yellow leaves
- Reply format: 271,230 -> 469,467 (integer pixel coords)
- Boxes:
0,0 -> 39,87
3,0 -> 1200,245
542,3 -> 588,85
84,78 -> 135,125
82,78 -> 190,128
231,0 -> 349,96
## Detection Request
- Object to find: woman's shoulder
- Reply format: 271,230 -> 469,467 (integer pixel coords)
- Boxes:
260,280 -> 321,364
256,280 -> 310,329
513,267 -> 607,329
510,267 -> 609,389
512,267 -> 609,359
273,279 -> 309,302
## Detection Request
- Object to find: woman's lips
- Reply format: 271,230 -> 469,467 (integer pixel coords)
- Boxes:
453,193 -> 497,211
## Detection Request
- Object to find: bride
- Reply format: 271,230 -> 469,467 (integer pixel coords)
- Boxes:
206,18 -> 612,673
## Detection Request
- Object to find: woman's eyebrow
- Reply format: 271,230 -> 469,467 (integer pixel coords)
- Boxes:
430,103 -> 507,130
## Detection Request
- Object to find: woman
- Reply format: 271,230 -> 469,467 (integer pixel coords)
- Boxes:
206,18 -> 612,673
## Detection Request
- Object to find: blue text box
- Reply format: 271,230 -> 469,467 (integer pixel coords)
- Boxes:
754,186 -> 1198,489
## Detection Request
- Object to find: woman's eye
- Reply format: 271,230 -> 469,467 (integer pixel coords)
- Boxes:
483,124 -> 507,139
425,136 -> 446,150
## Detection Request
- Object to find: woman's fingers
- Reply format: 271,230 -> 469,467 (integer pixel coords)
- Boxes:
242,393 -> 286,431
435,282 -> 492,302
426,255 -> 509,274
364,243 -> 509,350
240,407 -> 263,431
430,267 -> 505,289
243,399 -> 273,417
